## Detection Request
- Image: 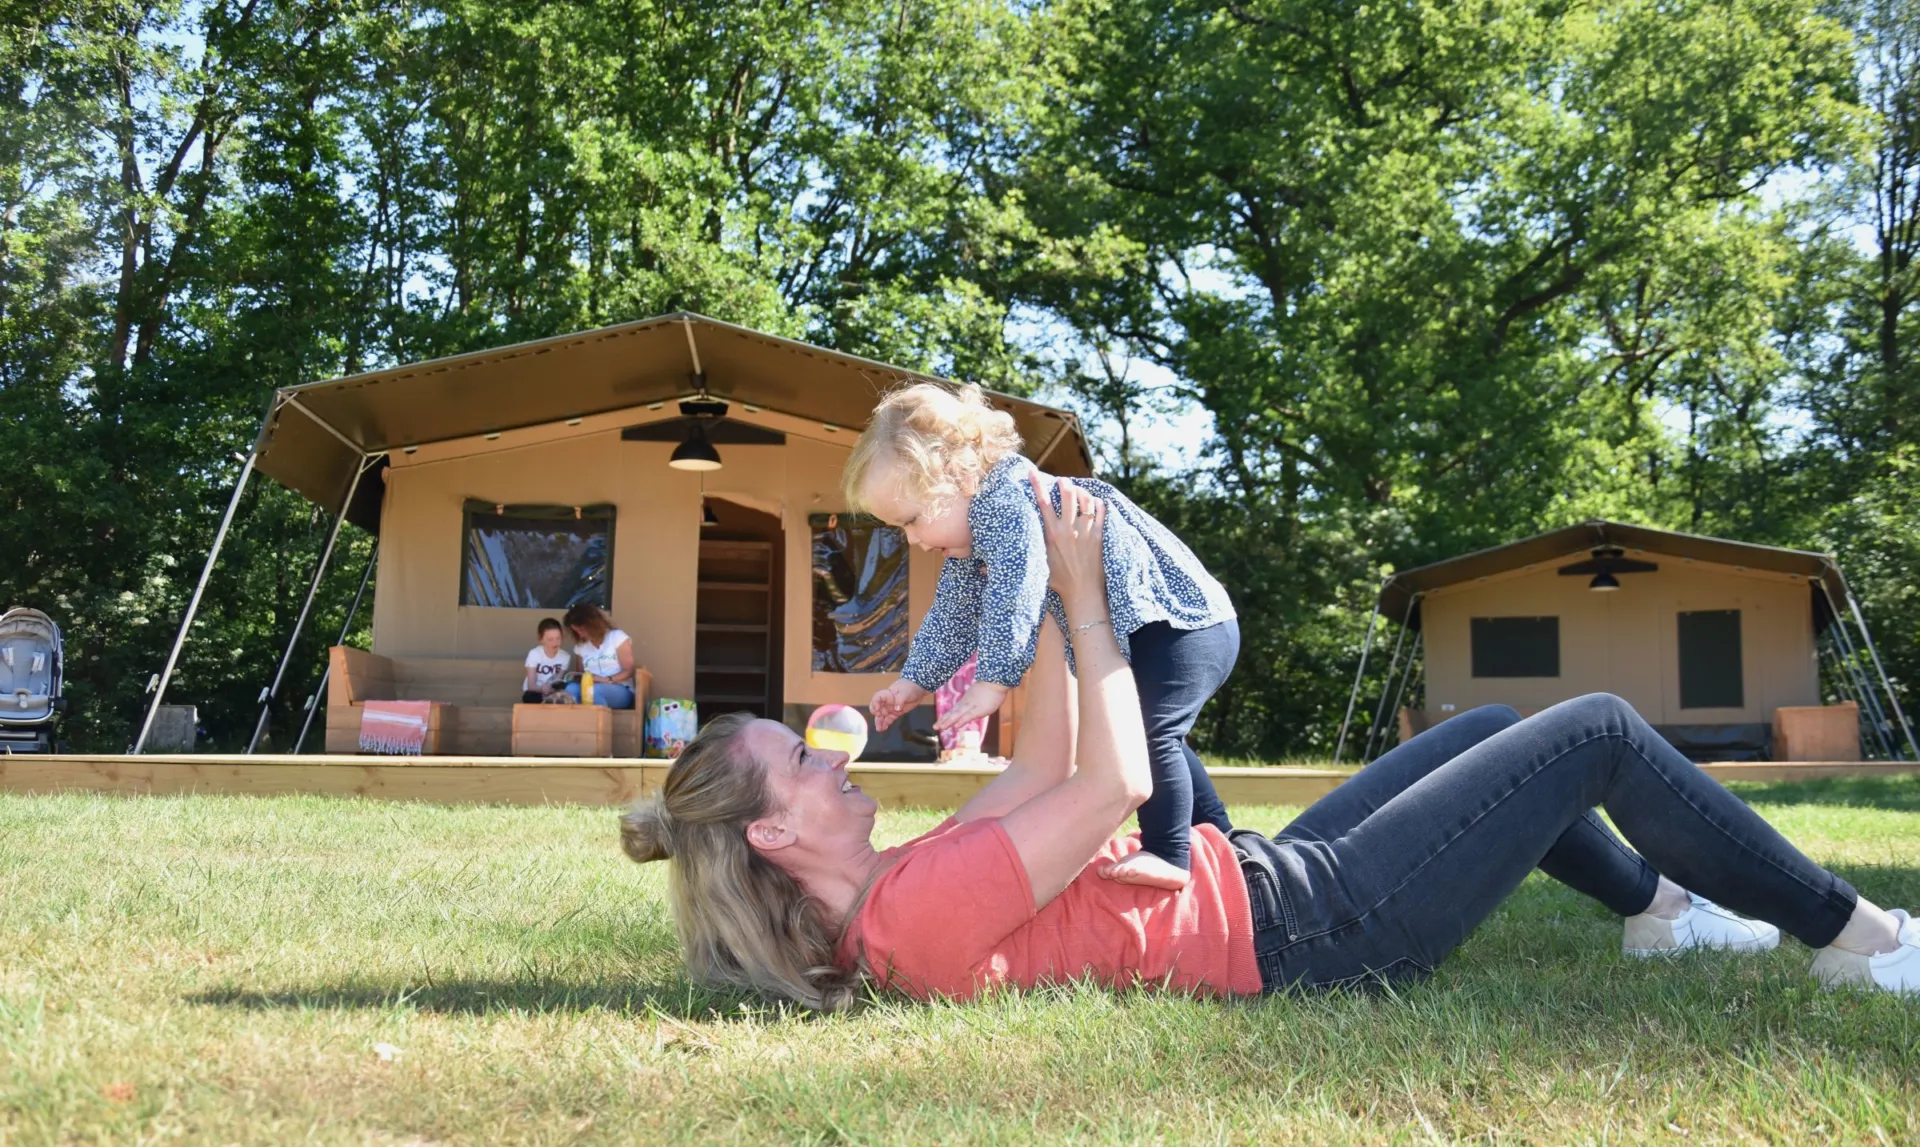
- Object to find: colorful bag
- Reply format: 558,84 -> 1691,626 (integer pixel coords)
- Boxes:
936,654 -> 992,759
645,698 -> 699,758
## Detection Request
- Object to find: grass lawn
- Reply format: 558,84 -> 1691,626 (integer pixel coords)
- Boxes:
3,778 -> 1918,1145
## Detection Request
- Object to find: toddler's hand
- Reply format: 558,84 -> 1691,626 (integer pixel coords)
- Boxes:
1098,851 -> 1191,890
935,680 -> 1009,732
870,679 -> 929,732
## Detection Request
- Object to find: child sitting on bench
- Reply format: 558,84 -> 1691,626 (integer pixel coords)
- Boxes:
522,617 -> 572,703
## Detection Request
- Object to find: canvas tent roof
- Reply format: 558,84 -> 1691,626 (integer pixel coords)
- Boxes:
1377,520 -> 1855,628
252,312 -> 1094,533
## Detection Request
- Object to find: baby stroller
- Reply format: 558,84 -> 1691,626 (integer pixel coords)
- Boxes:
0,607 -> 66,753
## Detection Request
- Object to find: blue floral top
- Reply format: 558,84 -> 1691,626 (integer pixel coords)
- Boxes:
901,456 -> 1237,689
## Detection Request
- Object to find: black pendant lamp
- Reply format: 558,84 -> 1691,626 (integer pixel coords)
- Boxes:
667,395 -> 729,472
669,428 -> 722,471
1558,545 -> 1656,592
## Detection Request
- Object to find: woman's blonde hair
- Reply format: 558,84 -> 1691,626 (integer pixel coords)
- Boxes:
843,382 -> 1023,515
619,712 -> 866,1011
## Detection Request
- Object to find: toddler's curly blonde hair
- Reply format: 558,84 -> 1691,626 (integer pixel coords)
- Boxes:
843,382 -> 1023,515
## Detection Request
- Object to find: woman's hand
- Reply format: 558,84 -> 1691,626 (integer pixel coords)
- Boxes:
1029,471 -> 1107,619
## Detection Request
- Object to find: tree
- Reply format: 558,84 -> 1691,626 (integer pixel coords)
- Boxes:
1009,0 -> 1858,753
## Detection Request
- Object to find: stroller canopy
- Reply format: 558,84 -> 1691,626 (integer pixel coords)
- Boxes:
0,607 -> 61,724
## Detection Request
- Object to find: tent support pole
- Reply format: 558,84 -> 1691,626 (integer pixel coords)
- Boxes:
133,451 -> 260,753
1817,638 -> 1879,757
1833,617 -> 1896,759
1818,638 -> 1862,708
1333,585 -> 1387,766
1367,591 -> 1428,760
247,456 -> 373,754
1359,661 -> 1396,764
1362,598 -> 1414,763
1380,629 -> 1425,759
1819,583 -> 1896,760
292,541 -> 379,755
1846,597 -> 1919,761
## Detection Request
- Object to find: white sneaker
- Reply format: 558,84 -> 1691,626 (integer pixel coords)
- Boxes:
1623,894 -> 1781,957
1810,909 -> 1920,994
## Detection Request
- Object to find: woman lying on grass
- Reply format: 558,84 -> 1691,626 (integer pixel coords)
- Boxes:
620,475 -> 1920,1010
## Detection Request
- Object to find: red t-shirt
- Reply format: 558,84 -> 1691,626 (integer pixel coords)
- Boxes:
840,817 -> 1262,1000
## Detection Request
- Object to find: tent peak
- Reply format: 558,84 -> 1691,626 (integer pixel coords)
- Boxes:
253,314 -> 1095,532
1377,520 -> 1850,627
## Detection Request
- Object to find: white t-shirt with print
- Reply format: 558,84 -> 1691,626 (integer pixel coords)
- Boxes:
524,646 -> 570,690
575,629 -> 631,679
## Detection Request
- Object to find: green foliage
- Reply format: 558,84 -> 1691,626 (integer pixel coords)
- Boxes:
1011,0 -> 1915,754
0,0 -> 1913,753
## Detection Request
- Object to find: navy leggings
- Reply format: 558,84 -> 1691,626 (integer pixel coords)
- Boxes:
1129,619 -> 1238,870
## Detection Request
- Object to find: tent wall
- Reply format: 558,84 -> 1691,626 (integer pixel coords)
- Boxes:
371,419 -> 939,708
1420,557 -> 1819,724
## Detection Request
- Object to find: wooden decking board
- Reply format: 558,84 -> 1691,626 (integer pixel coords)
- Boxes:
0,754 -> 1910,810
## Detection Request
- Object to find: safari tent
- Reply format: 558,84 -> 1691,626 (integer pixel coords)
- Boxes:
1337,522 -> 1917,764
133,313 -> 1093,761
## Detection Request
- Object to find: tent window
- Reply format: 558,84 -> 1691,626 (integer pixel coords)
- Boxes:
1471,616 -> 1560,677
810,513 -> 908,674
461,501 -> 614,609
1678,610 -> 1744,709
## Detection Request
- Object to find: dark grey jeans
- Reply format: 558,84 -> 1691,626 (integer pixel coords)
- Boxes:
1237,694 -> 1859,991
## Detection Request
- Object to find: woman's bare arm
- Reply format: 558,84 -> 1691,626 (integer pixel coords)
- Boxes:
995,479 -> 1152,907
953,621 -> 1077,822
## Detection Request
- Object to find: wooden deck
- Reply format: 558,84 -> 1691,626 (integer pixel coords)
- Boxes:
0,754 -> 1912,810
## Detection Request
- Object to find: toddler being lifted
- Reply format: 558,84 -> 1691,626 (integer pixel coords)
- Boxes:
845,383 -> 1241,888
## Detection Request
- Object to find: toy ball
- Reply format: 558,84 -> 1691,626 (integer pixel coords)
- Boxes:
806,703 -> 869,761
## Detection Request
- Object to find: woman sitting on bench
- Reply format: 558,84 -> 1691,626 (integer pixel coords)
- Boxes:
562,604 -> 638,710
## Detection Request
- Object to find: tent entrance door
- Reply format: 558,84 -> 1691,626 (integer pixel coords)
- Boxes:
693,500 -> 783,724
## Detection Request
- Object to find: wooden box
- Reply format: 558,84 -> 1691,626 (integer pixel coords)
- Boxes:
1772,702 -> 1861,762
511,704 -> 613,758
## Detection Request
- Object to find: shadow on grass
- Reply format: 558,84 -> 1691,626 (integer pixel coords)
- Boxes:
1725,773 -> 1920,812
186,977 -> 777,1023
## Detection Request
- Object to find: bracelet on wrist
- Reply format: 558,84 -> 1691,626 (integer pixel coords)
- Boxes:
1070,616 -> 1111,635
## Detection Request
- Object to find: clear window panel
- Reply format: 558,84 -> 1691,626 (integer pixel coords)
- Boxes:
461,503 -> 614,609
810,513 -> 908,673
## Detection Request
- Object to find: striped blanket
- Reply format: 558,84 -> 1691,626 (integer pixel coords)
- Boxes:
359,700 -> 433,755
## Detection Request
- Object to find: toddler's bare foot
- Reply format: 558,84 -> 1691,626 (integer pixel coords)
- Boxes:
1098,851 -> 1191,890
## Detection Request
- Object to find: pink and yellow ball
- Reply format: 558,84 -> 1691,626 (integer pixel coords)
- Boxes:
805,703 -> 869,761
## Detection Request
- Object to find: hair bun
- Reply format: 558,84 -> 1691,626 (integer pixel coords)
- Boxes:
620,801 -> 674,863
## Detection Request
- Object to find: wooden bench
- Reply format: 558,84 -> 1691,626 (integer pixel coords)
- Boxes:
325,646 -> 652,757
